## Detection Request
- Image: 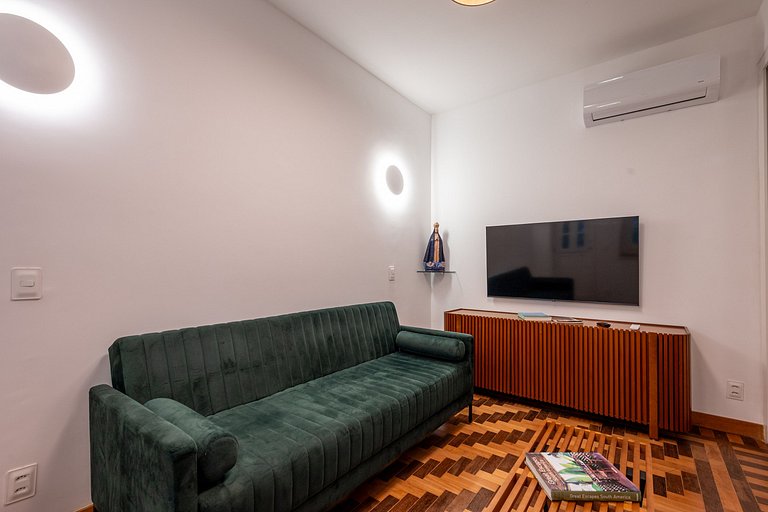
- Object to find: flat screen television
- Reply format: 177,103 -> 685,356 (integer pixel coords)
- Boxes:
486,216 -> 639,305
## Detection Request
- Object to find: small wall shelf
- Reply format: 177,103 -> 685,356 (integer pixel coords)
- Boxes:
417,271 -> 456,274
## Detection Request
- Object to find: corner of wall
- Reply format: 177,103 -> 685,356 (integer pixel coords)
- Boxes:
757,1 -> 768,442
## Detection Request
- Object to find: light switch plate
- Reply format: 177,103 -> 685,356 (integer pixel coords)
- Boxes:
11,267 -> 42,301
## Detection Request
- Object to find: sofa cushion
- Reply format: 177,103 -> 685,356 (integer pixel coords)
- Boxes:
204,352 -> 470,512
145,398 -> 238,489
396,330 -> 466,361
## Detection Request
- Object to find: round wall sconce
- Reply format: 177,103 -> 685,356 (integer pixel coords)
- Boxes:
0,13 -> 75,94
385,165 -> 404,196
452,0 -> 496,6
0,3 -> 100,117
372,152 -> 410,214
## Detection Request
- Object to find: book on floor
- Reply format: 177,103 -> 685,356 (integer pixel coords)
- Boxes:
517,312 -> 552,321
525,452 -> 641,502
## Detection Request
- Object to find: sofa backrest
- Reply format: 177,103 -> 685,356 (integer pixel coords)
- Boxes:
108,301 -> 400,416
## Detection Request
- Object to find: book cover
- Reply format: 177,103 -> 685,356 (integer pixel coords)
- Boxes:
518,312 -> 551,321
525,452 -> 641,502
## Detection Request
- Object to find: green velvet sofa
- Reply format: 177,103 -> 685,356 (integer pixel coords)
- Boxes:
89,301 -> 473,512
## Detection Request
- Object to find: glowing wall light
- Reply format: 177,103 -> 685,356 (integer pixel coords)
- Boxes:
0,14 -> 74,93
0,1 -> 100,117
372,151 -> 411,214
452,0 -> 496,5
385,165 -> 404,195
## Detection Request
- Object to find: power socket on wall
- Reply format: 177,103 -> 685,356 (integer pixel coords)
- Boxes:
5,463 -> 37,505
727,380 -> 745,401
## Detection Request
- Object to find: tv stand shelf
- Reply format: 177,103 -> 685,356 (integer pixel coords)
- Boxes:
444,309 -> 690,438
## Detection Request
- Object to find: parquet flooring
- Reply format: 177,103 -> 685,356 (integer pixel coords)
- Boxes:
331,394 -> 768,512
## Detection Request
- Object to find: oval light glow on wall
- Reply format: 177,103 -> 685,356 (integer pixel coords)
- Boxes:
372,151 -> 411,214
0,2 -> 99,117
385,165 -> 405,196
0,13 -> 75,93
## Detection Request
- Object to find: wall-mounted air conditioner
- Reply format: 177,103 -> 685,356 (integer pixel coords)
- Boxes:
583,53 -> 720,127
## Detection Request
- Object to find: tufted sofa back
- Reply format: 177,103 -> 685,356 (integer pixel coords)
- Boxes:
108,302 -> 400,416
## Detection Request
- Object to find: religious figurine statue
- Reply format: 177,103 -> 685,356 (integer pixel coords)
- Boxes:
423,222 -> 445,271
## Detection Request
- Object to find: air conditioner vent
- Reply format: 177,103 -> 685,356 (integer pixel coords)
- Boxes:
583,54 -> 720,127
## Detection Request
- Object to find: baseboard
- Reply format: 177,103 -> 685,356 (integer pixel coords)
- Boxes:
74,505 -> 93,512
692,411 -> 764,440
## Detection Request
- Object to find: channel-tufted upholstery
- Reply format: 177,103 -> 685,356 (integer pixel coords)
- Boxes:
109,302 -> 400,416
90,302 -> 473,512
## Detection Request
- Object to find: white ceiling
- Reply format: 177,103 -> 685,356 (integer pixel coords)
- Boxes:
266,0 -> 763,113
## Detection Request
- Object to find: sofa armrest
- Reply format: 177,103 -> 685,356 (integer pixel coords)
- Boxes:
89,384 -> 198,512
145,398 -> 238,490
399,325 -> 475,422
399,325 -> 473,362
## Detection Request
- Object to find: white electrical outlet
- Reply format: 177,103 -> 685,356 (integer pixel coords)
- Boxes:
387,265 -> 395,282
5,463 -> 37,505
727,380 -> 745,401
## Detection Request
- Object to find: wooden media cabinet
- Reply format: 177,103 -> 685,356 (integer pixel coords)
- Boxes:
445,309 -> 691,438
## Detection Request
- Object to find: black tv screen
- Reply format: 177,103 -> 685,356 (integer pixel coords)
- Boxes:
486,216 -> 639,305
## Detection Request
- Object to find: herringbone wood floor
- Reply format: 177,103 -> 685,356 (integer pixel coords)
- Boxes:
331,394 -> 768,512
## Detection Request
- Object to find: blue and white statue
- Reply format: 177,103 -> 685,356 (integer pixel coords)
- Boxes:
423,222 -> 445,272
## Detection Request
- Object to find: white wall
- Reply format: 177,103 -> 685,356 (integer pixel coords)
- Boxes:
0,1 -> 431,510
757,0 -> 768,440
759,0 -> 768,442
432,18 -> 763,424
760,0 -> 768,53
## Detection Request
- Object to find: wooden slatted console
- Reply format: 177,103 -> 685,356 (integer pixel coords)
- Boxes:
444,309 -> 691,438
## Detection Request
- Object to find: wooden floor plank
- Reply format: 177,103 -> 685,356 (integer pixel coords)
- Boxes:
445,489 -> 477,512
715,431 -> 762,512
388,494 -> 420,512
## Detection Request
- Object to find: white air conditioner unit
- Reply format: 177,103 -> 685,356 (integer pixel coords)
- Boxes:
583,53 -> 720,127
